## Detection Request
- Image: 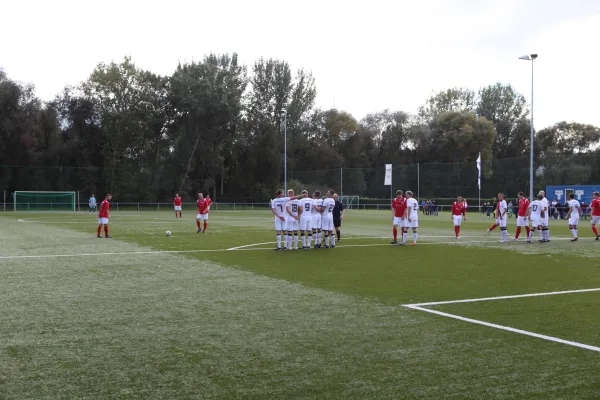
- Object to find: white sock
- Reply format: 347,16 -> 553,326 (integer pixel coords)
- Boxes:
502,230 -> 507,240
402,231 -> 407,243
413,232 -> 418,242
575,229 -> 578,237
571,229 -> 576,238
294,234 -> 299,248
276,234 -> 281,248
308,234 -> 313,247
331,232 -> 336,246
539,229 -> 543,239
528,230 -> 534,240
302,235 -> 306,247
287,235 -> 292,248
545,229 -> 550,240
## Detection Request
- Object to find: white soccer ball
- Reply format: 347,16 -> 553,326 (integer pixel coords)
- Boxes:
165,230 -> 171,237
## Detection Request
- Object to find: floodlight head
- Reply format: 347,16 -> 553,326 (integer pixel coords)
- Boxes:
530,54 -> 538,59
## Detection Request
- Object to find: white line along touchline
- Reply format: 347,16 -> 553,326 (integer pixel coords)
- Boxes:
402,288 -> 600,353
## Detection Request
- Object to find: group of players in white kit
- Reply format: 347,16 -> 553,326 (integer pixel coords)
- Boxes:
270,189 -> 337,250
474,189 -> 594,243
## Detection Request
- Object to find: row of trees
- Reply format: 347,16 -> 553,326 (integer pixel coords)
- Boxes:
1,55 -> 599,201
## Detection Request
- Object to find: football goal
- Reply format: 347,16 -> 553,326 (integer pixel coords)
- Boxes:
13,191 -> 76,211
339,195 -> 360,209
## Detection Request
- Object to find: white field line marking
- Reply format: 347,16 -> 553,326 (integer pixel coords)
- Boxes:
403,304 -> 600,353
406,288 -> 600,307
0,237 -> 586,261
0,239 -> 519,260
227,242 -> 273,250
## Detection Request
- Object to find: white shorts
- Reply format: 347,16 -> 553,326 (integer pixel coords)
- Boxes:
286,220 -> 299,231
517,216 -> 529,227
496,216 -> 507,228
299,217 -> 312,231
541,216 -> 549,227
321,215 -> 334,231
312,215 -> 322,230
393,217 -> 405,227
531,218 -> 541,227
197,213 -> 208,220
98,217 -> 109,225
404,218 -> 418,229
592,216 -> 600,225
568,216 -> 580,226
274,217 -> 285,231
453,215 -> 462,226
174,206 -> 182,211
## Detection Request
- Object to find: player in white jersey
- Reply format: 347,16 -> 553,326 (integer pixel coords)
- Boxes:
320,190 -> 337,248
526,194 -> 544,243
298,190 -> 314,249
286,189 -> 301,249
403,191 -> 419,245
566,193 -> 582,242
538,190 -> 550,242
496,193 -> 509,242
271,189 -> 302,250
311,191 -> 324,248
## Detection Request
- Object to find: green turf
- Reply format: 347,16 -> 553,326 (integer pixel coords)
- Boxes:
1,210 -> 600,399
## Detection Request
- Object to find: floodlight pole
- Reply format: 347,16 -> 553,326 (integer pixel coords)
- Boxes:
280,110 -> 288,194
520,53 -> 538,200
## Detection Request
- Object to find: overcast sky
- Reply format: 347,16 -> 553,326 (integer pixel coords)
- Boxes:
2,0 -> 599,129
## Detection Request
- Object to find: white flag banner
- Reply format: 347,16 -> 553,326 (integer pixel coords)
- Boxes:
476,153 -> 481,190
384,164 -> 392,186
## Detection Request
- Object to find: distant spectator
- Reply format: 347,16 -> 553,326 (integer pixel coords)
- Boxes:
486,202 -> 492,217
508,201 -> 514,218
421,200 -> 426,214
551,198 -> 558,219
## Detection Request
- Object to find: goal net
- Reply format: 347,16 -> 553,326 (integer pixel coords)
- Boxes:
339,195 -> 360,209
13,191 -> 76,211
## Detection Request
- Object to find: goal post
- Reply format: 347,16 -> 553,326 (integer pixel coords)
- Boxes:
13,191 -> 76,212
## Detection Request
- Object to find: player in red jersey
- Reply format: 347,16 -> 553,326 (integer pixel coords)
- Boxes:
97,194 -> 112,238
391,190 -> 407,244
196,193 -> 213,233
451,196 -> 466,239
514,191 -> 531,240
174,194 -> 183,218
590,192 -> 600,241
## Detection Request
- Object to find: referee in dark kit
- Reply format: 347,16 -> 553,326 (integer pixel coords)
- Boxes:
332,193 -> 344,242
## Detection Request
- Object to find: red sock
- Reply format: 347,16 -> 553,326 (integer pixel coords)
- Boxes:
456,226 -> 460,236
175,212 -> 178,218
593,226 -> 598,236
97,225 -> 102,236
104,225 -> 109,236
489,224 -> 498,231
393,227 -> 397,241
204,221 -> 208,231
515,227 -> 521,238
179,212 -> 182,218
526,226 -> 531,236
196,220 -> 201,229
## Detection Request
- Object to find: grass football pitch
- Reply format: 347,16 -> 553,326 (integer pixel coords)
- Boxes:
1,210 -> 599,399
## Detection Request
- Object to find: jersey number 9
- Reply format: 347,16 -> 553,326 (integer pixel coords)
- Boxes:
305,203 -> 311,211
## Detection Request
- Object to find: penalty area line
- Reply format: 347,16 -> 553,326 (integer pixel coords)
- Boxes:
403,304 -> 600,353
0,238 -> 578,260
405,287 -> 600,307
